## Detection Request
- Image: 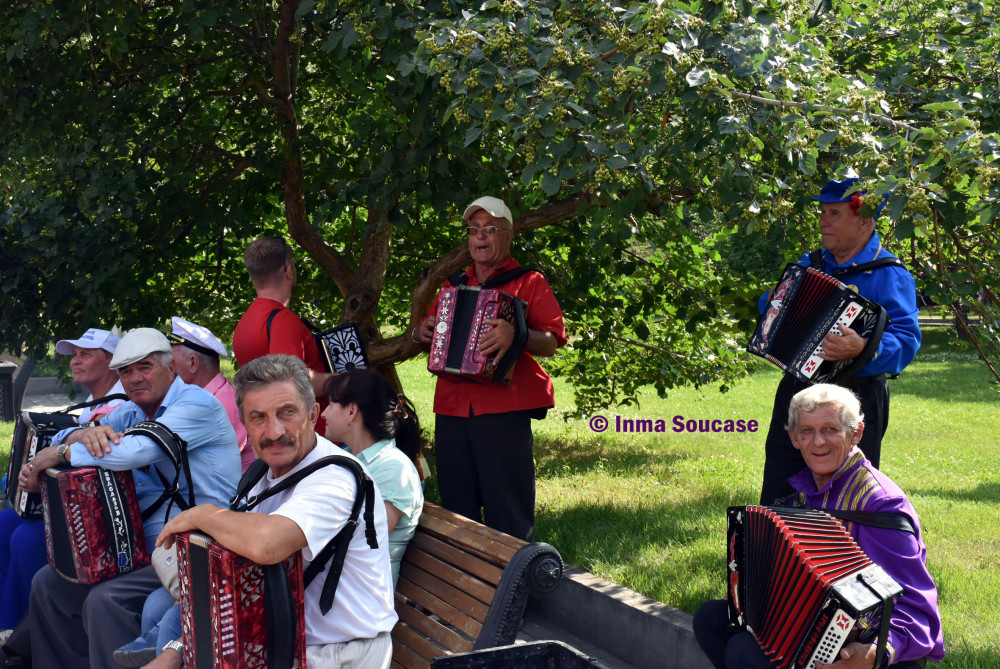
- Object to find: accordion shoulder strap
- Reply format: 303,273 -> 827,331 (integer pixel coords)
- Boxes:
231,454 -> 378,616
824,508 -> 917,535
807,249 -> 908,277
447,266 -> 544,288
123,421 -> 195,521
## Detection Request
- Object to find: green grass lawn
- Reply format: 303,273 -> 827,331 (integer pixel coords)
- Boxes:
2,326 -> 996,666
399,326 -> 999,668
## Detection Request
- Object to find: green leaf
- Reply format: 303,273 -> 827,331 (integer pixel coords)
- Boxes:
541,172 -> 561,196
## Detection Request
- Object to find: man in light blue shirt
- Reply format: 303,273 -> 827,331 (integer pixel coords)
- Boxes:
22,328 -> 241,669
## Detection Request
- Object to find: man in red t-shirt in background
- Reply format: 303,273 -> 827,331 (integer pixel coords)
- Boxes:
232,236 -> 333,431
414,197 -> 566,541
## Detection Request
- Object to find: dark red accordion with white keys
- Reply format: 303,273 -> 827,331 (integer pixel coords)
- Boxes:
727,506 -> 902,669
42,466 -> 150,584
428,285 -> 528,385
177,532 -> 307,669
747,264 -> 887,384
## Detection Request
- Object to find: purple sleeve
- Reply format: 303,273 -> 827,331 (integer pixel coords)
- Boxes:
853,499 -> 945,663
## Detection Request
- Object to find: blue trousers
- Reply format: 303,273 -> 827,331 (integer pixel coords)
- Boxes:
0,509 -> 47,629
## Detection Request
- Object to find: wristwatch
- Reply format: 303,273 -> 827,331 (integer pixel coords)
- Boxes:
162,639 -> 184,655
55,443 -> 71,465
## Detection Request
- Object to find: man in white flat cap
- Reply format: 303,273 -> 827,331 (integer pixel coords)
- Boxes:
20,327 -> 241,669
168,316 -> 251,472
413,196 -> 566,541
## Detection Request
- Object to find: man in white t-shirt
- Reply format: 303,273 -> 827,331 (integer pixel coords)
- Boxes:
156,354 -> 396,669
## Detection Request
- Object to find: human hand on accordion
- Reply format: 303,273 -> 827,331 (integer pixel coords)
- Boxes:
819,325 -> 867,361
71,425 -> 124,458
479,317 -> 515,364
815,641 -> 877,669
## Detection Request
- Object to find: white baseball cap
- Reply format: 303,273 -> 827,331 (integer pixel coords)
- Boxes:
109,328 -> 172,370
55,328 -> 120,356
167,316 -> 228,359
463,196 -> 513,226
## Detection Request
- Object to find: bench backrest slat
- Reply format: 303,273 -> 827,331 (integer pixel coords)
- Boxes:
408,532 -> 506,586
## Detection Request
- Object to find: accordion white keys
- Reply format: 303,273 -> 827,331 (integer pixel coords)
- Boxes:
747,264 -> 888,384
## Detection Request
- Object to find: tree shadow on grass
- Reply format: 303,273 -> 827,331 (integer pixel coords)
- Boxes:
905,481 -> 1000,504
535,488 -> 744,615
534,434 -> 687,478
892,363 -> 999,404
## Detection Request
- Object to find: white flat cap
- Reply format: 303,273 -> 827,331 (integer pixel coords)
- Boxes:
109,328 -> 171,370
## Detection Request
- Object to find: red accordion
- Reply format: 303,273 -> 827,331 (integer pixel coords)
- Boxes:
428,285 -> 528,384
177,531 -> 306,669
42,466 -> 149,584
748,264 -> 887,384
727,506 -> 901,669
6,411 -> 79,518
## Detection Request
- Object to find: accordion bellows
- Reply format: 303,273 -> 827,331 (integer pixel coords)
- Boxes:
177,532 -> 306,669
748,264 -> 887,384
428,286 -> 527,385
42,466 -> 149,584
727,506 -> 902,669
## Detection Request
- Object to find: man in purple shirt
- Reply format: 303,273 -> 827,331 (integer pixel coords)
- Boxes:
694,384 -> 944,668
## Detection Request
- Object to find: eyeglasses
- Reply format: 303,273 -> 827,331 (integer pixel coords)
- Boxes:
465,226 -> 509,236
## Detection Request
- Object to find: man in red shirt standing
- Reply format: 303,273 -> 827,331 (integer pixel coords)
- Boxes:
232,236 -> 332,431
414,197 -> 566,541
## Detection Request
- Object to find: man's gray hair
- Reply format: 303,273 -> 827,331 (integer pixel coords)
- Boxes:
152,351 -> 174,369
785,383 -> 863,434
233,354 -> 315,416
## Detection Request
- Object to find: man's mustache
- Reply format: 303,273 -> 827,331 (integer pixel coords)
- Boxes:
260,435 -> 295,449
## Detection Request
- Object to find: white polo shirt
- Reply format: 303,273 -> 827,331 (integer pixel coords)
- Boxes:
250,435 -> 397,645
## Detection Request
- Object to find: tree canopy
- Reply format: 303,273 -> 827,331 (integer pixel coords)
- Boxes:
2,0 -> 998,412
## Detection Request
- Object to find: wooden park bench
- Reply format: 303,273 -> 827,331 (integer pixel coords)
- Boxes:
390,502 -> 564,668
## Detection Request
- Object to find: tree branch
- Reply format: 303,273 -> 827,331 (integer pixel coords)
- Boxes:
726,90 -> 920,133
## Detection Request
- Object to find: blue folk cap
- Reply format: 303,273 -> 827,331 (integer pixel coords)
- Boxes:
812,178 -> 888,219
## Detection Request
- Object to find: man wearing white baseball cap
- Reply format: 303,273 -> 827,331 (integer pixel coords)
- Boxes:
21,327 -> 241,669
168,316 -> 251,472
413,196 -> 566,541
54,328 -> 126,422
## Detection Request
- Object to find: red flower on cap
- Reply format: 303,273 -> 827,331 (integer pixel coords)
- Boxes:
849,192 -> 864,216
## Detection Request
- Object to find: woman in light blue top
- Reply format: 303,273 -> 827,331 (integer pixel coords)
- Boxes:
322,369 -> 424,586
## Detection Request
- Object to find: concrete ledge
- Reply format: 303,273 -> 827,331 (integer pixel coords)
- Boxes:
528,566 -> 712,669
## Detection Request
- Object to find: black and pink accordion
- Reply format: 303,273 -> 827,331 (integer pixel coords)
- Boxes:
727,506 -> 901,669
177,531 -> 306,669
6,411 -> 79,519
747,264 -> 887,384
42,466 -> 149,584
428,286 -> 528,385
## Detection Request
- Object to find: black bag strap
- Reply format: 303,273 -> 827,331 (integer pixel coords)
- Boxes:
63,393 -> 129,414
265,308 -> 284,345
807,249 -> 908,278
447,266 -> 543,288
123,421 -> 195,522
230,454 -> 378,616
